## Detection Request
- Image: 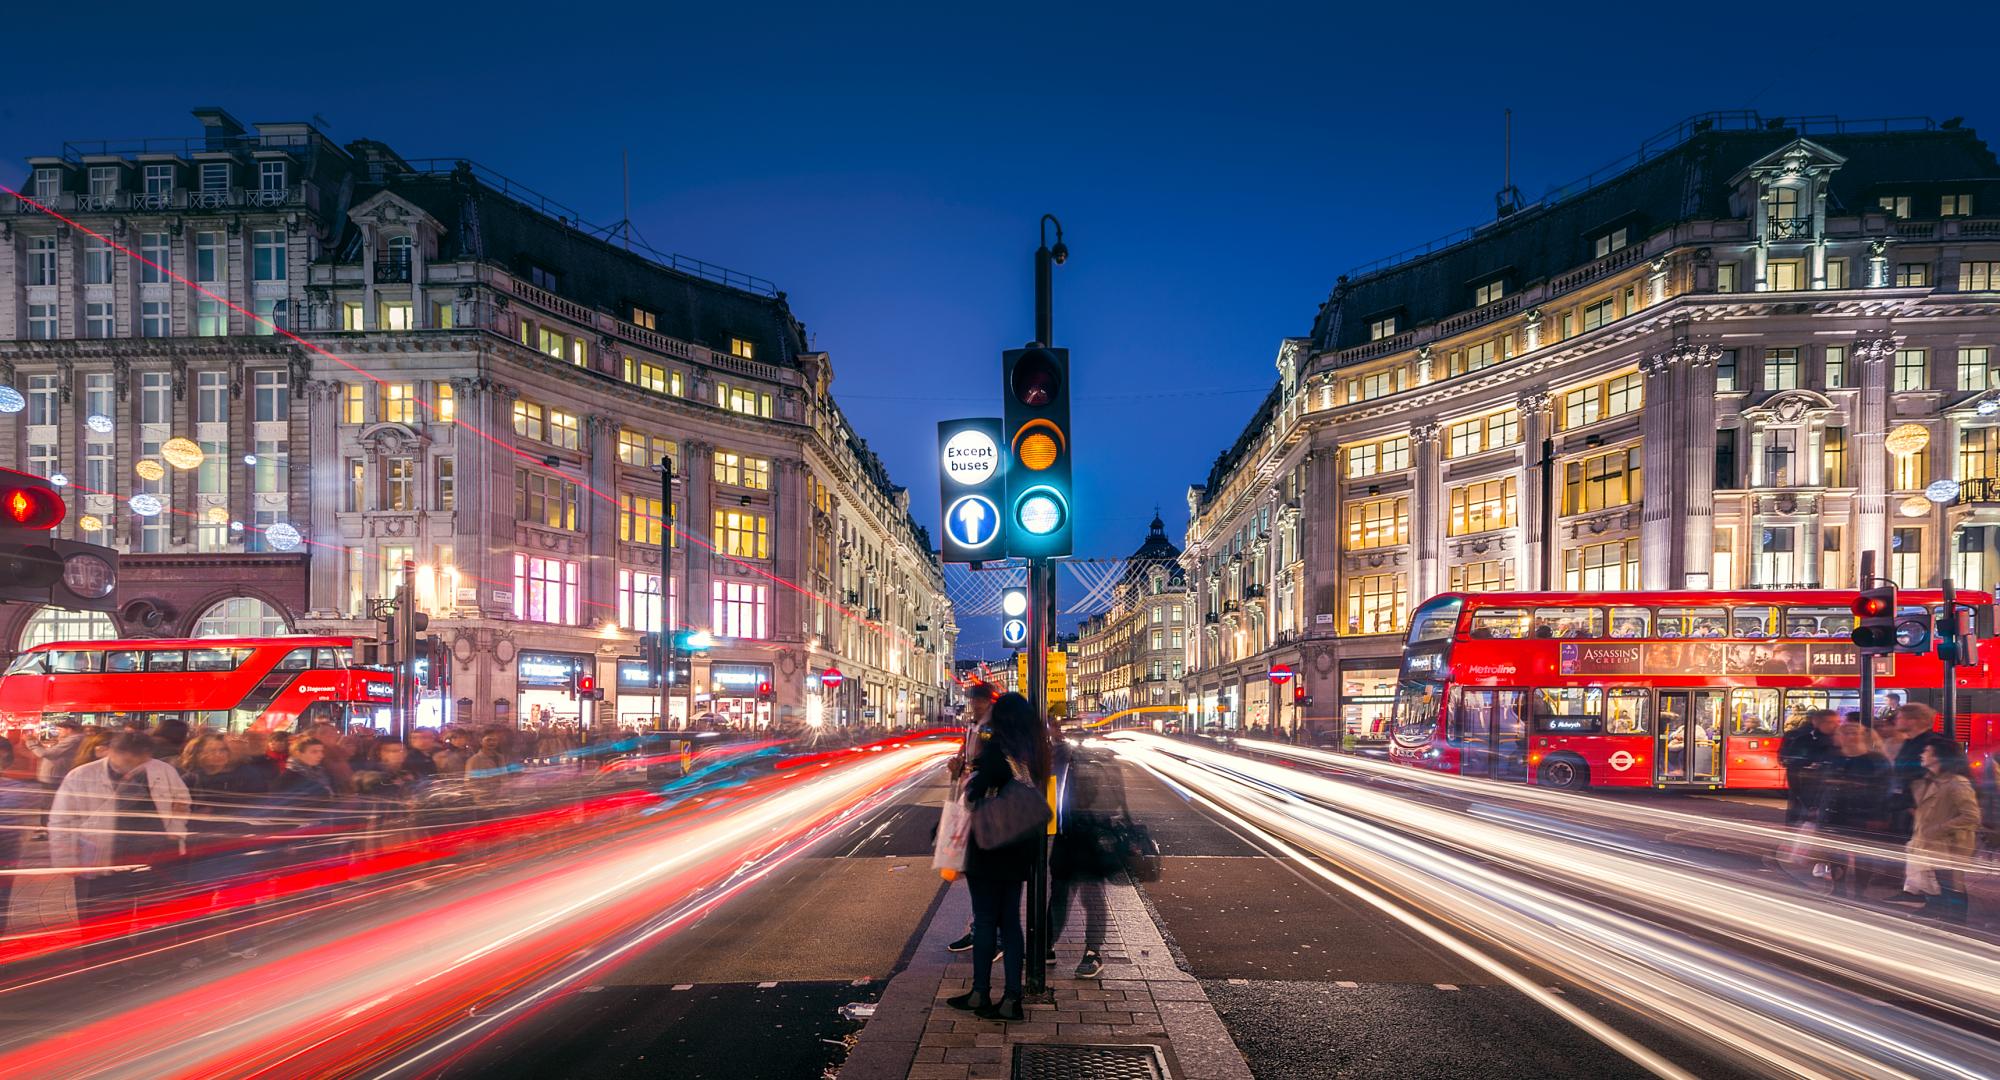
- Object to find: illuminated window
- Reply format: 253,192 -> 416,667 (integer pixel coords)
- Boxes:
512,400 -> 545,441
343,384 -> 366,425
1957,347 -> 1994,391
618,569 -> 670,630
713,509 -> 771,559
384,456 -> 416,511
435,456 -> 455,511
1895,262 -> 1929,288
1941,194 -> 1974,218
539,327 -> 568,361
1345,573 -> 1406,635
623,357 -> 682,395
1448,477 -> 1517,536
379,302 -> 414,331
620,493 -> 669,546
515,470 -> 578,530
1878,195 -> 1911,219
513,553 -> 579,625
1768,259 -> 1804,292
1344,434 -> 1411,478
1893,349 -> 1927,392
1766,348 -> 1800,391
632,307 -> 657,330
1561,372 -> 1642,430
547,409 -> 580,450
1345,496 -> 1408,550
431,302 -> 455,329
1593,227 -> 1628,259
713,450 -> 772,490
729,337 -> 756,360
1890,528 -> 1923,587
1823,427 -> 1849,486
1367,316 -> 1397,341
1564,446 -> 1643,513
434,382 -> 455,423
717,382 -> 774,418
341,302 -> 364,331
1824,346 -> 1846,389
1450,560 -> 1514,593
712,581 -> 769,639
1961,262 -> 2000,292
1716,263 -> 1738,293
1450,339 -> 1502,377
617,429 -> 679,469
1565,538 -> 1639,591
1825,259 -> 1848,290
379,383 -> 416,424
1474,279 -> 1504,306
1582,298 -> 1614,331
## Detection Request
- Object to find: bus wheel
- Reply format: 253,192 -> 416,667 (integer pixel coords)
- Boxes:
1538,754 -> 1588,791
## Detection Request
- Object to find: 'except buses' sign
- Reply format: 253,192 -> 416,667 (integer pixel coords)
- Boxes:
1558,641 -> 1890,677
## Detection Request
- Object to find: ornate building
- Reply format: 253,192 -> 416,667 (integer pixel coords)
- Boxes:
1181,113 -> 2000,742
0,108 -> 955,730
1073,515 -> 1188,720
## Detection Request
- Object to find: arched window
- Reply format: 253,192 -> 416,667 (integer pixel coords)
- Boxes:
17,607 -> 119,650
191,596 -> 290,638
387,235 -> 413,265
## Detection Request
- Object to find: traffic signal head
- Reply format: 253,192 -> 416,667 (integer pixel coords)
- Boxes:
1851,585 -> 1897,655
1002,347 -> 1072,558
1,469 -> 64,533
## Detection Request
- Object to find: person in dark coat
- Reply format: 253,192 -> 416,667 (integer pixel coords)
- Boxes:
946,692 -> 1041,1021
1779,709 -> 1838,825
275,738 -> 337,800
1814,720 -> 1893,895
1049,736 -> 1127,979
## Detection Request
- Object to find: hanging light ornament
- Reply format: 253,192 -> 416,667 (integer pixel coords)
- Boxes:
78,514 -> 104,533
205,505 -> 230,524
130,494 -> 164,517
264,522 -> 302,551
85,413 -> 115,434
0,386 -> 24,414
135,460 -> 166,482
161,437 -> 205,471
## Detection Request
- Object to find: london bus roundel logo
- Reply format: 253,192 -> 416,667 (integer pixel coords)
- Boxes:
1608,750 -> 1637,772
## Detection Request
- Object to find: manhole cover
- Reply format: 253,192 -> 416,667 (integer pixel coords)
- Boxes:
1011,1042 -> 1169,1080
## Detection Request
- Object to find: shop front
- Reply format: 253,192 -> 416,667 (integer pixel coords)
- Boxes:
702,662 -> 774,729
1340,659 -> 1400,745
616,659 -> 690,731
516,650 -> 592,731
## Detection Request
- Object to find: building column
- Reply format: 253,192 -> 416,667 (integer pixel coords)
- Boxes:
1855,335 -> 1896,567
1639,349 -> 1678,589
683,441 -> 713,632
586,413 -> 619,627
1516,390 -> 1555,590
1411,422 -> 1443,601
774,458 -> 808,643
1680,345 -> 1719,586
306,379 -> 344,612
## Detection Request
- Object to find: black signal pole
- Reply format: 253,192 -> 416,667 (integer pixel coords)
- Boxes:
1024,214 -> 1066,998
1859,550 -> 1876,721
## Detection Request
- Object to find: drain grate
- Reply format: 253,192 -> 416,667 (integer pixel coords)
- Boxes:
1011,1042 -> 1169,1080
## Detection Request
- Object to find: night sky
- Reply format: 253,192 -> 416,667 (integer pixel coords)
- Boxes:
8,3 -> 1998,659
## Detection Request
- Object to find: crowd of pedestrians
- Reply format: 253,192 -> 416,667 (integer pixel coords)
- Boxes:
1781,702 -> 1987,922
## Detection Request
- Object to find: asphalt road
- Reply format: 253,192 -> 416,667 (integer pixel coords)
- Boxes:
438,771 -> 952,1080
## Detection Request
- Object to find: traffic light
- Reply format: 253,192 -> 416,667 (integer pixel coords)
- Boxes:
1000,587 -> 1029,649
640,630 -> 663,686
1938,607 -> 1981,666
414,634 -> 446,691
1002,346 -> 1072,558
1851,585 -> 1897,655
757,681 -> 774,700
0,467 -> 118,613
569,671 -> 598,701
675,628 -> 714,653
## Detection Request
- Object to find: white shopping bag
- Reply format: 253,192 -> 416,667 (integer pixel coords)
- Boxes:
932,798 -> 971,873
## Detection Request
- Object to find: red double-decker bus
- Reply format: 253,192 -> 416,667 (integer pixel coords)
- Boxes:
0,636 -> 394,734
1389,590 -> 1998,791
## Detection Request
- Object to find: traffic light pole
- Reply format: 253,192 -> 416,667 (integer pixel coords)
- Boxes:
1942,576 -> 1958,742
1859,550 -> 1876,723
1022,216 -> 1064,998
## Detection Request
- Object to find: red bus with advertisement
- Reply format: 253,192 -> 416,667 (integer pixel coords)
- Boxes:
0,636 -> 393,734
1389,590 -> 1997,791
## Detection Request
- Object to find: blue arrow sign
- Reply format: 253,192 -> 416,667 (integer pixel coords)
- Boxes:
945,494 -> 1001,550
1001,617 -> 1027,647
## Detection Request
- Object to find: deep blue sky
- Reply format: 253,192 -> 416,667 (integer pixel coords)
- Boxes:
8,3 -> 1998,658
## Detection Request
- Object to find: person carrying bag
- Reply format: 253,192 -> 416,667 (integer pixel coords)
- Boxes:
946,693 -> 1047,1022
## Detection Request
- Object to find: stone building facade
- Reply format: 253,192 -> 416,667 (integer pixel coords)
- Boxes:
1073,515 -> 1189,720
1180,113 -> 2000,742
0,108 -> 954,730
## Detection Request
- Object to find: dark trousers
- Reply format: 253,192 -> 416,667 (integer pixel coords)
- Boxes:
1049,875 -> 1105,952
966,873 -> 1024,998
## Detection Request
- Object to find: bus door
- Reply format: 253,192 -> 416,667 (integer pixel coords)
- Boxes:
1655,690 -> 1725,785
1453,688 -> 1528,782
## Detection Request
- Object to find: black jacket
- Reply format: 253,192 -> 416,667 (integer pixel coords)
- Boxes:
1779,724 -> 1832,773
964,735 -> 1038,883
1817,752 -> 1892,833
1892,729 -> 1955,798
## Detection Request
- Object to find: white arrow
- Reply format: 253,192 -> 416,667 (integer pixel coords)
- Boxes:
956,498 -> 989,539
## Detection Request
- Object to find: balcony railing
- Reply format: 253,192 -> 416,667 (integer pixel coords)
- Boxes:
1243,583 -> 1266,600
78,193 -> 121,211
1956,477 -> 2000,505
374,260 -> 413,284
247,186 -> 292,208
1204,612 -> 1221,625
1768,216 -> 1812,239
189,188 -> 234,209
135,191 -> 173,210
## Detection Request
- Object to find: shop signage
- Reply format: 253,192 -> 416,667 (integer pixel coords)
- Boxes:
821,667 -> 845,689
518,652 -> 588,686
1315,613 -> 1335,625
493,589 -> 514,606
1267,664 -> 1293,684
710,663 -> 773,692
619,659 -> 682,688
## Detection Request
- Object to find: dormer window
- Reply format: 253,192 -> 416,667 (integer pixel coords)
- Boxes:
526,263 -> 559,291
143,164 -> 174,198
32,167 -> 60,201
88,167 -> 118,197
1473,279 -> 1505,307
1767,186 -> 1808,237
729,337 -> 756,360
1878,195 -> 1911,219
260,160 -> 287,193
1593,227 -> 1628,259
1367,316 -> 1397,342
200,162 -> 230,193
1941,193 -> 1975,218
632,306 -> 657,330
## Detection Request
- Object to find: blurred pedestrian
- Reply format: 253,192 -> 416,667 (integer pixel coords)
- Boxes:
0,739 -> 40,920
405,730 -> 441,778
30,718 -> 85,791
435,729 -> 473,776
944,682 -> 997,954
1780,709 -> 1838,826
275,738 -> 337,800
149,716 -> 192,759
947,692 -> 1041,1021
467,728 -> 510,776
308,722 -> 356,794
49,732 -> 190,921
1813,720 -> 1892,894
1886,705 -> 1953,854
355,739 -> 422,800
1902,741 -> 1980,923
1049,736 -> 1124,979
179,733 -> 268,798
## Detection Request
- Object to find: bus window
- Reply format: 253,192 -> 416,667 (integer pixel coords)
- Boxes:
1392,682 -> 1442,746
1469,609 -> 1531,639
1608,607 -> 1651,638
5,653 -> 46,676
1530,608 -> 1604,639
1785,689 -> 1860,724
1657,607 -> 1726,639
276,648 -> 314,671
1451,688 -> 1493,744
1729,687 -> 1781,736
146,651 -> 187,672
188,648 -> 247,672
1606,688 -> 1650,734
103,650 -> 143,673
331,647 -> 355,668
1408,597 -> 1464,645
49,651 -> 98,674
1532,687 -> 1603,732
1733,606 -> 1778,638
1783,607 -> 1850,638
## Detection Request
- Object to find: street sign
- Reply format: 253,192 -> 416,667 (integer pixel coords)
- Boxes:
1001,617 -> 1027,647
937,418 -> 1007,563
1268,664 -> 1293,684
821,667 -> 845,690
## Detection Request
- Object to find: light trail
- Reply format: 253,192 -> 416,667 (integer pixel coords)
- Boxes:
1104,732 -> 2000,1080
0,738 -> 952,1079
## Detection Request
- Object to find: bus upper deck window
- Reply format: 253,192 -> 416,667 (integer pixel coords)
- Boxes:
49,651 -> 98,674
146,651 -> 187,672
4,653 -> 45,677
103,651 -> 143,673
1530,607 -> 1604,639
1657,607 -> 1726,639
277,649 -> 314,671
1407,598 -> 1464,644
1733,606 -> 1778,638
1469,609 -> 1531,639
1783,607 -> 1851,638
1608,607 -> 1651,638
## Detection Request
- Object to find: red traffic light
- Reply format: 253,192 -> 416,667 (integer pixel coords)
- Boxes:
1853,595 -> 1891,618
1009,348 -> 1062,407
577,674 -> 596,693
2,482 -> 64,530
758,680 -> 774,698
